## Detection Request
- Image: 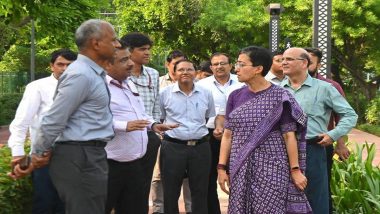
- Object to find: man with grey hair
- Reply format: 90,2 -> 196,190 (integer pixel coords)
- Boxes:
23,19 -> 121,213
281,47 -> 357,214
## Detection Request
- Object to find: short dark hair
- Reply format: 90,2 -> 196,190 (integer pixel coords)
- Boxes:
118,39 -> 129,50
120,32 -> 153,49
304,47 -> 322,63
271,50 -> 284,58
210,52 -> 231,63
198,60 -> 212,74
173,59 -> 194,72
50,49 -> 77,64
239,46 -> 272,76
166,50 -> 186,63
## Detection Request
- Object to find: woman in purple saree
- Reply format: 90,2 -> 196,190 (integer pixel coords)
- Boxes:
218,46 -> 312,213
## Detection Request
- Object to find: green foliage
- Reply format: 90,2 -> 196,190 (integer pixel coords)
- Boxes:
0,93 -> 22,125
365,96 -> 380,125
331,143 -> 380,213
0,144 -> 33,214
357,124 -> 380,137
0,44 -> 53,73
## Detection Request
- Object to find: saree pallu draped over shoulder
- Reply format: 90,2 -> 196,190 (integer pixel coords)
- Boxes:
225,85 -> 312,214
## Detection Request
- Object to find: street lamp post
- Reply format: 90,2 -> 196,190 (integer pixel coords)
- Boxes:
30,19 -> 35,82
313,0 -> 332,78
267,3 -> 284,52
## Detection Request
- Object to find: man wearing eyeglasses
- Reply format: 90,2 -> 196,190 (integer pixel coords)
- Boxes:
305,47 -> 350,214
197,53 -> 243,214
281,47 -> 358,214
265,50 -> 285,85
104,42 -> 178,214
120,32 -> 162,212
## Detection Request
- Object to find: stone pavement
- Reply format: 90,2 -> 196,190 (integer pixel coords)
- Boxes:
1,126 -> 379,213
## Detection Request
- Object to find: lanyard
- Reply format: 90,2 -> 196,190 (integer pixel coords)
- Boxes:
130,68 -> 152,89
110,80 -> 140,96
213,79 -> 232,95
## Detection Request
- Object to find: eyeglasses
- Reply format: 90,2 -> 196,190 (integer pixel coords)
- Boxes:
282,57 -> 306,62
211,62 -> 230,67
234,63 -> 254,69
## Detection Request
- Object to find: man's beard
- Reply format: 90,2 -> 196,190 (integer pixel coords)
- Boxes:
308,68 -> 317,77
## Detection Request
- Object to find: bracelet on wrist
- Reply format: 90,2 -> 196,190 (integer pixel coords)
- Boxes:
290,166 -> 301,173
217,164 -> 228,171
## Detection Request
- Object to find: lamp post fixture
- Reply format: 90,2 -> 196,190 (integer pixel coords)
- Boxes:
266,3 -> 284,52
30,19 -> 35,82
313,0 -> 332,78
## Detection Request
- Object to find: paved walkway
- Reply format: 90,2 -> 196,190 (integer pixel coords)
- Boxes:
1,126 -> 379,213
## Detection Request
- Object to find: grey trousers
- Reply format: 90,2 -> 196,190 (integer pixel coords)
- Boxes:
161,140 -> 211,214
49,143 -> 108,214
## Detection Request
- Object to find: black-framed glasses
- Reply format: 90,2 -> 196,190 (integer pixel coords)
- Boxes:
211,62 -> 230,67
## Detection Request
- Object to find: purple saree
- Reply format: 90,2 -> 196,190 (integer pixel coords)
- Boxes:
225,85 -> 312,214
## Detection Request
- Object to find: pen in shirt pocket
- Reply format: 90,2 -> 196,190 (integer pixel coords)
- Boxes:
195,102 -> 198,109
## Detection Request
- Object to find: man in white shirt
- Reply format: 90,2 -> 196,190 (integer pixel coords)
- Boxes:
8,49 -> 77,213
104,42 -> 177,214
265,50 -> 285,85
197,52 -> 244,214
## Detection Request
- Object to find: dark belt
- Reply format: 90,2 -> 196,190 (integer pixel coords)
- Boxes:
55,140 -> 106,147
306,136 -> 323,144
163,135 -> 207,146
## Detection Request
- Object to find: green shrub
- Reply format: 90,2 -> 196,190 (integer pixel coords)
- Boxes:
358,124 -> 380,137
331,143 -> 380,213
0,93 -> 22,125
365,96 -> 380,125
0,144 -> 32,214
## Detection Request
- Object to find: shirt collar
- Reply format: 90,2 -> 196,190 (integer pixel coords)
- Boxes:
49,73 -> 59,83
281,73 -> 313,88
211,74 -> 233,86
172,81 -> 199,93
77,54 -> 105,76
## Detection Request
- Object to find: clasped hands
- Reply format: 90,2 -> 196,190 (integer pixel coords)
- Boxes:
8,151 -> 51,180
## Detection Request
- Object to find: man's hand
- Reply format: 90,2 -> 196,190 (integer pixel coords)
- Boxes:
126,120 -> 150,132
31,151 -> 51,169
152,123 -> 179,135
8,163 -> 35,179
8,156 -> 34,179
317,133 -> 334,147
213,127 -> 224,140
334,138 -> 350,160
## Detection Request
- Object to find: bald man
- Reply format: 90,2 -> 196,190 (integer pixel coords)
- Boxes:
280,48 -> 357,214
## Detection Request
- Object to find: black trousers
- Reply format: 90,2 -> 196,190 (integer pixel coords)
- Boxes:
207,129 -> 221,214
141,131 -> 161,212
161,139 -> 211,214
105,158 -> 145,214
326,144 -> 334,214
49,142 -> 108,214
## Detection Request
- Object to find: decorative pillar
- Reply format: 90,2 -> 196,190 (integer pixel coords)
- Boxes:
313,0 -> 332,78
267,3 -> 284,52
